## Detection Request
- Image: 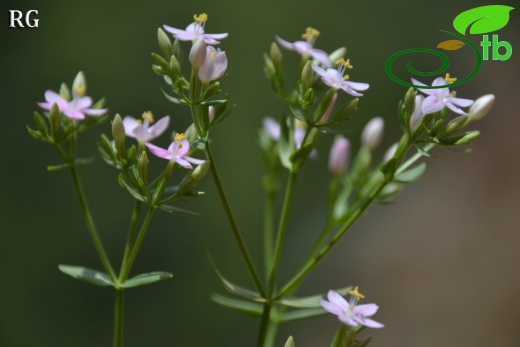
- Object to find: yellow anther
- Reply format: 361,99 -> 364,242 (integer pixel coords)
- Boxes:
136,119 -> 143,125
336,58 -> 353,69
61,94 -> 68,101
194,13 -> 208,23
175,133 -> 186,142
294,119 -> 307,129
348,286 -> 365,300
301,27 -> 320,40
450,90 -> 457,97
75,86 -> 86,96
445,73 -> 457,84
142,111 -> 154,123
343,74 -> 350,80
211,52 -> 216,59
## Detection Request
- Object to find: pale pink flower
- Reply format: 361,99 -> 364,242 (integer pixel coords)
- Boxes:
122,112 -> 170,142
468,94 -> 495,122
276,27 -> 331,67
163,13 -> 228,45
409,95 -> 426,132
361,117 -> 384,150
199,46 -> 228,83
145,133 -> 205,169
312,60 -> 369,97
412,76 -> 473,115
38,90 -> 107,120
320,288 -> 384,329
263,117 -> 317,158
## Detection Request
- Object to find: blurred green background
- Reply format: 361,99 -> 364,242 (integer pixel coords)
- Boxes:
1,0 -> 520,346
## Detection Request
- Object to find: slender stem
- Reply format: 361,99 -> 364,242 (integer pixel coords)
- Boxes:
395,143 -> 435,175
118,200 -> 142,281
264,190 -> 276,281
119,207 -> 156,282
113,288 -> 124,347
330,325 -> 348,347
268,171 -> 298,296
69,165 -> 117,282
256,305 -> 272,347
205,143 -> 265,296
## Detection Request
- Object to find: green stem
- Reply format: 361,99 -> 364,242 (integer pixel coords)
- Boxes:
118,200 -> 142,282
69,165 -> 117,282
205,143 -> 265,296
119,207 -> 156,283
113,288 -> 124,347
268,171 -> 298,296
395,143 -> 435,175
256,305 -> 272,347
264,190 -> 276,281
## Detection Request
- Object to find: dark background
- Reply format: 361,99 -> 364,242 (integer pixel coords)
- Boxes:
1,0 -> 519,346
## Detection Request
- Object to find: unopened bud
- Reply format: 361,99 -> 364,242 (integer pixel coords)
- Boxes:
383,142 -> 398,163
334,98 -> 358,122
72,71 -> 87,96
403,87 -> 416,117
208,106 -> 215,123
442,115 -> 469,136
328,47 -> 346,65
320,92 -> 337,124
409,95 -> 425,132
189,38 -> 207,68
301,60 -> 313,90
203,82 -> 221,99
59,83 -> 71,101
178,161 -> 210,195
468,94 -> 495,122
454,130 -> 480,145
172,39 -> 182,60
169,55 -> 181,78
270,42 -> 283,69
361,117 -> 384,150
112,114 -> 126,143
284,336 -> 295,347
328,135 -> 351,174
49,103 -> 61,139
157,28 -> 173,58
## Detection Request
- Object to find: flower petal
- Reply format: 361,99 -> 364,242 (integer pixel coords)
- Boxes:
275,36 -> 295,51
354,316 -> 384,328
123,117 -> 139,136
353,303 -> 379,316
149,116 -> 170,137
447,96 -> 474,108
146,143 -> 171,159
411,78 -> 437,96
338,316 -> 359,327
421,96 -> 443,114
326,290 -> 350,311
263,117 -> 281,140
310,49 -> 331,67
175,157 -> 193,169
320,299 -> 344,316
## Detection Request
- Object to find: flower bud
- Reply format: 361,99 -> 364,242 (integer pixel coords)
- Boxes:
442,115 -> 469,136
361,117 -> 384,150
189,38 -> 207,68
169,55 -> 181,79
284,336 -> 295,347
383,142 -> 398,163
328,47 -> 346,64
138,151 -> 149,186
333,98 -> 358,123
270,42 -> 283,70
72,71 -> 87,96
301,60 -> 313,90
409,95 -> 425,132
328,135 -> 350,174
49,103 -> 61,139
172,39 -> 182,60
454,130 -> 480,145
468,94 -> 495,122
208,106 -> 215,123
178,160 -> 210,195
59,83 -> 71,101
112,114 -> 126,143
157,28 -> 173,58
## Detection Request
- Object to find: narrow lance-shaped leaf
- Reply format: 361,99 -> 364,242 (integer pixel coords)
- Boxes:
121,271 -> 173,288
210,293 -> 263,317
58,265 -> 114,287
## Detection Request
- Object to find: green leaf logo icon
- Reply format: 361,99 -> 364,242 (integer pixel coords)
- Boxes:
453,5 -> 514,35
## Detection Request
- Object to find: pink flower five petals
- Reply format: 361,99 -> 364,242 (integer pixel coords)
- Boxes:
163,15 -> 228,45
123,115 -> 170,142
199,46 -> 228,83
412,77 -> 474,115
320,289 -> 384,329
145,135 -> 205,169
311,64 -> 369,97
38,90 -> 107,120
275,35 -> 331,68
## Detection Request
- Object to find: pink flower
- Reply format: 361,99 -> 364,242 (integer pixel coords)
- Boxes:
409,95 -> 426,132
199,46 -> 228,83
312,59 -> 369,97
38,90 -> 107,120
262,117 -> 317,158
320,287 -> 384,329
361,117 -> 384,150
122,112 -> 170,142
412,76 -> 473,115
276,27 -> 331,67
163,13 -> 228,45
145,133 -> 205,169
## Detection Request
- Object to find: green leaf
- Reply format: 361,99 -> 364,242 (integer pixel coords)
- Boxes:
453,5 -> 514,35
198,99 -> 227,106
379,157 -> 397,182
58,265 -> 114,287
207,249 -> 266,302
121,271 -> 172,288
210,293 -> 263,316
353,337 -> 372,347
118,174 -> 147,202
160,88 -> 188,105
278,307 -> 328,322
158,204 -> 199,216
394,163 -> 426,183
288,103 -> 307,123
278,286 -> 352,308
47,158 -> 94,172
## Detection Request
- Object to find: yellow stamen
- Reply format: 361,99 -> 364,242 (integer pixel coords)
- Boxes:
450,90 -> 457,97
211,52 -> 216,59
136,119 -> 143,125
142,111 -> 154,123
336,58 -> 353,69
348,286 -> 365,300
194,13 -> 208,23
61,94 -> 68,101
75,86 -> 86,96
175,133 -> 186,142
445,73 -> 457,84
301,27 -> 320,40
294,119 -> 307,129
343,74 -> 350,80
